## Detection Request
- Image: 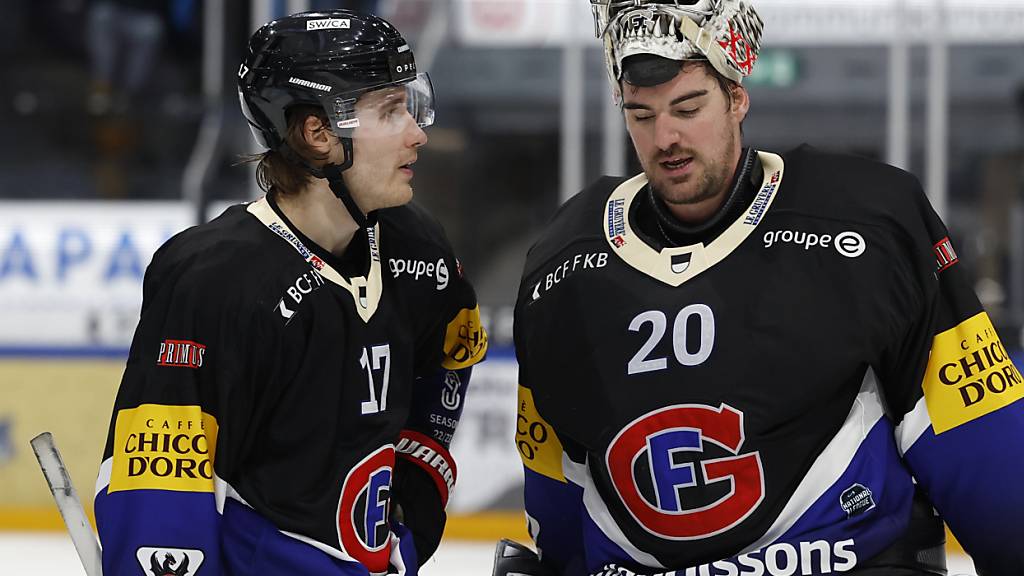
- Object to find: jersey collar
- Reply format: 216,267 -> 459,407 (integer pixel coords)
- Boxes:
603,151 -> 785,287
247,196 -> 383,323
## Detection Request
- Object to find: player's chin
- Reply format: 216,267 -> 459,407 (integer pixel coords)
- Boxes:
393,184 -> 415,207
652,178 -> 698,204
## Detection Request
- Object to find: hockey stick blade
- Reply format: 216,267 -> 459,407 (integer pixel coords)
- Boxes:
30,432 -> 103,576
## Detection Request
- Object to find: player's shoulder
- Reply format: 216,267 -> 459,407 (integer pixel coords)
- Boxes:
155,203 -> 273,266
777,144 -> 927,221
147,203 -> 298,303
523,176 -> 626,277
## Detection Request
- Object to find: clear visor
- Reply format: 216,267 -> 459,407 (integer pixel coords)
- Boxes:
326,72 -> 435,138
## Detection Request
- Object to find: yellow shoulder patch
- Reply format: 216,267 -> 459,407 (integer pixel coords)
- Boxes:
441,305 -> 489,370
922,312 -> 1024,434
517,385 -> 565,482
109,404 -> 219,493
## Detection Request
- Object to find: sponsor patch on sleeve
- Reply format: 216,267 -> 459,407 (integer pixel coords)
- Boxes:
396,430 -> 456,507
441,305 -> 488,370
517,386 -> 564,482
922,312 -> 1024,434
157,339 -> 206,369
109,404 -> 219,493
934,237 -> 959,273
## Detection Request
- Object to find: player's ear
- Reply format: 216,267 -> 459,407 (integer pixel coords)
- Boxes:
302,114 -> 333,156
731,83 -> 750,123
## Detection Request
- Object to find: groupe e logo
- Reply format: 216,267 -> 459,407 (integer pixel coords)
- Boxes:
762,229 -> 866,258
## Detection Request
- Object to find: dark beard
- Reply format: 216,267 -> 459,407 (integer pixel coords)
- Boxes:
651,163 -> 726,207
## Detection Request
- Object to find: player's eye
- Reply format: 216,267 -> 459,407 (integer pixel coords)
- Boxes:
632,113 -> 654,122
674,108 -> 699,118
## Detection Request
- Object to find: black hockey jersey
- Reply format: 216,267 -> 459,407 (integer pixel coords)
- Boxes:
95,196 -> 487,575
514,146 -> 1024,576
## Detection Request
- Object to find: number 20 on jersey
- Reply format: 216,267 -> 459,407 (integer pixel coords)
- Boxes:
628,304 -> 715,375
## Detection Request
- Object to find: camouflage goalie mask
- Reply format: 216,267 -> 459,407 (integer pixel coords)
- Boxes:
590,0 -> 764,102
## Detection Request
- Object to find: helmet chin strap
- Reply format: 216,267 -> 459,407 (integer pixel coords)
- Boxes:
281,138 -> 377,229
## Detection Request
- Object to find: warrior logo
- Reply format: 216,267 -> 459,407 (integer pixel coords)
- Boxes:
606,404 -> 764,540
336,445 -> 395,573
136,547 -> 204,576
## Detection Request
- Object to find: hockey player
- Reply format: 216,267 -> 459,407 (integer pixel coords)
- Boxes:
501,1 -> 1024,575
94,10 -> 487,575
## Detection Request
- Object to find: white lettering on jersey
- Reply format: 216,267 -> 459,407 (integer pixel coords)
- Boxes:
762,229 -> 866,259
284,269 -> 326,305
590,538 -> 857,576
388,257 -> 449,290
532,252 -> 609,302
627,304 -> 715,375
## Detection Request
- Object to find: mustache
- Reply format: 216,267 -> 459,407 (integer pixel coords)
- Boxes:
656,146 -> 698,161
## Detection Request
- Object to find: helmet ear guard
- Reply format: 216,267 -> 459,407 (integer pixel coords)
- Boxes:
590,0 -> 764,103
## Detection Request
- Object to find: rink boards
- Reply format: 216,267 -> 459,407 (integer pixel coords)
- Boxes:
0,353 -> 528,540
1,351 -> 1013,556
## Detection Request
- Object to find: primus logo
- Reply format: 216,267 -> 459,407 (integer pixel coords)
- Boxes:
306,18 -> 350,30
762,229 -> 866,258
157,339 -> 205,369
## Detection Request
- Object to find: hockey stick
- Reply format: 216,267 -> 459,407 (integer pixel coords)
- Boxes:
30,432 -> 104,576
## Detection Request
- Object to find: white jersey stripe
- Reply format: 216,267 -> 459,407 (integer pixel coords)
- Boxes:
564,454 -> 667,568
95,457 -> 112,497
895,395 -> 932,456
221,480 -> 363,565
740,368 -> 886,554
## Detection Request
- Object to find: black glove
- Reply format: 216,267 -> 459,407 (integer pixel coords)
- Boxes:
390,458 -> 445,564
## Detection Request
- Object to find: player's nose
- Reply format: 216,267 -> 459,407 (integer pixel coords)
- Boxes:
653,116 -> 681,151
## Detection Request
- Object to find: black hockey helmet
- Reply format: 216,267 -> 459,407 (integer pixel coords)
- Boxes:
238,9 -> 435,226
238,9 -> 434,151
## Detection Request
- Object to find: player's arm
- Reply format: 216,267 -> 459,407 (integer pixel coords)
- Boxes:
510,280 -> 587,576
878,180 -> 1024,575
392,247 -> 488,564
393,365 -> 472,563
94,261 -> 267,575
515,383 -> 588,576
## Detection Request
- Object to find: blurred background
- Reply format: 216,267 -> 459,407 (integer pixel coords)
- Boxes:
1,0 -> 1022,573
